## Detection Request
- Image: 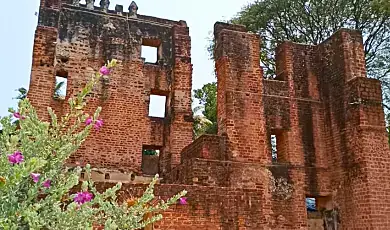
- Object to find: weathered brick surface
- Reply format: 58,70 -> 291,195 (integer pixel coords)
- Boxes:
180,135 -> 226,161
29,1 -> 390,229
29,1 -> 193,175
96,183 -> 265,230
271,29 -> 390,228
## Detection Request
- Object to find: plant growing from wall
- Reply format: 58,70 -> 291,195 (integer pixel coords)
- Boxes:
266,169 -> 293,200
0,60 -> 186,229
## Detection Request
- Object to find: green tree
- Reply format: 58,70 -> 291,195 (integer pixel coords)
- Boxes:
14,80 -> 64,102
193,82 -> 217,138
0,60 -> 186,229
373,0 -> 390,15
15,87 -> 27,101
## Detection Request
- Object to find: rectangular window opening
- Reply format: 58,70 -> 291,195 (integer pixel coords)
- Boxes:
54,76 -> 68,100
307,196 -> 336,228
306,197 -> 318,212
148,94 -> 166,118
271,134 -> 278,162
141,38 -> 161,64
270,130 -> 287,163
141,146 -> 160,176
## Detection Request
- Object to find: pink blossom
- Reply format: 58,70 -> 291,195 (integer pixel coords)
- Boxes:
43,179 -> 51,188
74,191 -> 93,205
85,117 -> 92,126
8,151 -> 24,164
179,197 -> 188,205
99,66 -> 110,76
13,112 -> 25,120
94,119 -> 103,131
30,173 -> 40,183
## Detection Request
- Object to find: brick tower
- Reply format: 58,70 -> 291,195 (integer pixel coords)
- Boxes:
29,0 -> 193,179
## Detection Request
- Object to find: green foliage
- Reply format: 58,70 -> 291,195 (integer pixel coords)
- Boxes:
14,80 -> 63,102
373,0 -> 390,15
14,88 -> 27,101
0,60 -> 186,229
193,82 -> 217,138
142,149 -> 159,156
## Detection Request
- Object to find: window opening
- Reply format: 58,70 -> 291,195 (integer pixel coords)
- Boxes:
141,38 -> 161,64
148,95 -> 166,118
54,76 -> 67,100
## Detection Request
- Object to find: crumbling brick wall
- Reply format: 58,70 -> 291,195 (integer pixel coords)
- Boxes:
169,23 -> 390,229
28,0 -> 193,175
29,1 -> 390,229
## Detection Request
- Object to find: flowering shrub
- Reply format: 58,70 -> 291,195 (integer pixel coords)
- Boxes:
0,60 -> 186,229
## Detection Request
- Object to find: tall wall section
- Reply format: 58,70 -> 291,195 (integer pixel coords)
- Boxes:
28,0 -> 193,176
274,28 -> 390,228
167,23 -> 390,229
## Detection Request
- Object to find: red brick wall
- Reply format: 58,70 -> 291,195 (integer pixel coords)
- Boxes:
96,182 -> 265,230
274,29 -> 390,228
214,22 -> 268,164
29,2 -> 390,229
160,23 -> 194,176
28,26 -> 58,121
180,135 -> 226,161
28,3 -> 193,175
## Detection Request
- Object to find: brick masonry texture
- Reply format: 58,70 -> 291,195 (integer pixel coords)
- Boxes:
29,1 -> 390,229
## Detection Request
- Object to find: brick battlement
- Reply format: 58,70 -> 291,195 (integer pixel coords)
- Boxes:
61,1 -> 184,26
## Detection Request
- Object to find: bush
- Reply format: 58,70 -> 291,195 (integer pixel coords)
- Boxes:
0,60 -> 186,229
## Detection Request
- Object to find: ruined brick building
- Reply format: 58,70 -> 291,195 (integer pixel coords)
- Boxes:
28,0 -> 390,229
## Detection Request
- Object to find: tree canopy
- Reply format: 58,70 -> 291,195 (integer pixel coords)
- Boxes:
373,0 -> 390,15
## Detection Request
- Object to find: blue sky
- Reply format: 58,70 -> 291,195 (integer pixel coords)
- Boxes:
0,0 -> 250,118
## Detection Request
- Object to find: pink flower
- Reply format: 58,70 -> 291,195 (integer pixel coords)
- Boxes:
94,119 -> 103,131
8,151 -> 24,164
85,117 -> 92,126
179,197 -> 188,205
43,179 -> 51,188
74,191 -> 93,205
13,112 -> 25,120
30,173 -> 40,183
99,66 -> 110,76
